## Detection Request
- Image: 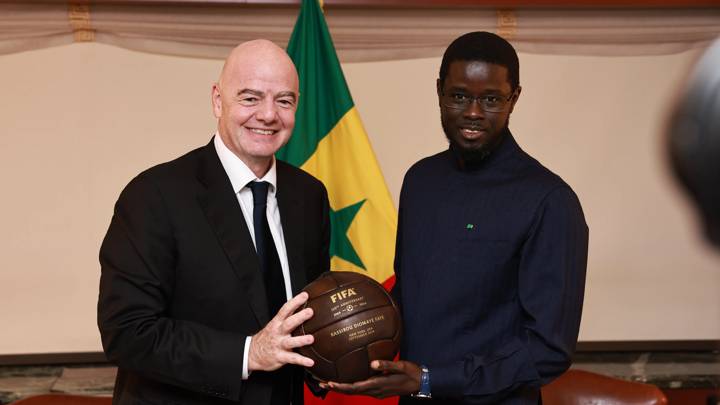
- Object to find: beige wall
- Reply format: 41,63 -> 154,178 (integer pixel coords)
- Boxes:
0,42 -> 717,354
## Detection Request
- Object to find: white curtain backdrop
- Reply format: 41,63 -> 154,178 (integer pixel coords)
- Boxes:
1,2 -> 719,61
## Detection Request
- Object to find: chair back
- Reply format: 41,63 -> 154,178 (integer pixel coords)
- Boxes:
542,369 -> 667,405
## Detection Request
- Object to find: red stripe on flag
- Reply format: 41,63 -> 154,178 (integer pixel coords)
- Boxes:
381,275 -> 395,292
304,386 -> 399,405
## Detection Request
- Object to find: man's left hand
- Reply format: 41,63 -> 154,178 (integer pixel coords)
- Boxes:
320,360 -> 422,399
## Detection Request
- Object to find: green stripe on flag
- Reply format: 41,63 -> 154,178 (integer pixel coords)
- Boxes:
277,0 -> 354,167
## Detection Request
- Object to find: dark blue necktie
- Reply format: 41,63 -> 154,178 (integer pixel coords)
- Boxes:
247,181 -> 291,405
247,181 -> 287,316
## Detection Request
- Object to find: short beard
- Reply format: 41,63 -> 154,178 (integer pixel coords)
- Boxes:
443,124 -> 508,167
448,139 -> 491,166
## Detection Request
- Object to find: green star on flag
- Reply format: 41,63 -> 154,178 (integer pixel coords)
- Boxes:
329,200 -> 366,270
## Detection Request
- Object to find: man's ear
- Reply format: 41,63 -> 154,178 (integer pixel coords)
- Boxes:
437,78 -> 445,108
508,85 -> 522,114
211,83 -> 222,118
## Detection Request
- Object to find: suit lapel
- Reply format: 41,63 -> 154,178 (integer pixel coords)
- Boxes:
276,162 -> 307,296
195,139 -> 270,327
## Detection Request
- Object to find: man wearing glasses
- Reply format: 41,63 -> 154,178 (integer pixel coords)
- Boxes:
326,31 -> 589,404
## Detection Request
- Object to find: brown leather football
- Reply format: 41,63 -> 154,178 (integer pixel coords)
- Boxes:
293,271 -> 402,383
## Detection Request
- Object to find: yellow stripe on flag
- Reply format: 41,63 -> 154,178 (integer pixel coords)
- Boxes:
301,107 -> 397,283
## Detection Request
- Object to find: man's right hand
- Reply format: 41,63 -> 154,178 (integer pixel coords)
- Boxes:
248,291 -> 315,372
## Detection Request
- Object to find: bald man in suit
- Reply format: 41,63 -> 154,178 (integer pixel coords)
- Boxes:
98,40 -> 329,405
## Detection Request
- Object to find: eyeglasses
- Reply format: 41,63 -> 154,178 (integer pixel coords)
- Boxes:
441,90 -> 516,113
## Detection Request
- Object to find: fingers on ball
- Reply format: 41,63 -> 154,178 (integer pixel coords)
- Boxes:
284,334 -> 313,349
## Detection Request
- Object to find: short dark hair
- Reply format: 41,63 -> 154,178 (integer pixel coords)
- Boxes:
439,31 -> 519,91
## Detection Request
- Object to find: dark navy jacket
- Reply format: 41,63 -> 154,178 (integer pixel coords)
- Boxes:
393,132 -> 588,404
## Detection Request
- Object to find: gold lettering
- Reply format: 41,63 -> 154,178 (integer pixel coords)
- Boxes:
330,287 -> 358,304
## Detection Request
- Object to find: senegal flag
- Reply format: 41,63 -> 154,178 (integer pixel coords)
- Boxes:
279,0 -> 397,290
278,0 -> 398,403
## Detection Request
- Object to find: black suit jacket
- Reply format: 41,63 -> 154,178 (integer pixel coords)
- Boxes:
98,139 -> 330,405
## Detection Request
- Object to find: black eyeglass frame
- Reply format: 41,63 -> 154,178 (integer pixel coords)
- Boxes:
440,88 -> 518,113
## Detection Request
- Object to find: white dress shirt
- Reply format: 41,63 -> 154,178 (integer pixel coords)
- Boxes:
213,134 -> 293,380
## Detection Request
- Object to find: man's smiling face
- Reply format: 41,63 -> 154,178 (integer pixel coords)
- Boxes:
438,60 -> 519,163
212,41 -> 299,172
